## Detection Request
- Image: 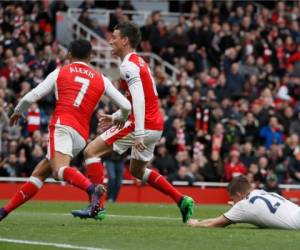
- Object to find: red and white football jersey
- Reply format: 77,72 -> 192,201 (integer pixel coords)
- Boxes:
15,61 -> 131,141
51,62 -> 104,140
119,52 -> 164,135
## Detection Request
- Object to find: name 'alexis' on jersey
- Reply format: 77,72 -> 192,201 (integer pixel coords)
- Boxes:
69,66 -> 95,79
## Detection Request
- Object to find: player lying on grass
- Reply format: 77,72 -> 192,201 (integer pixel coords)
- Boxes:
0,39 -> 131,222
188,175 -> 300,229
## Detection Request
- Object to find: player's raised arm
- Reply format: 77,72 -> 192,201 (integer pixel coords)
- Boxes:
120,62 -> 145,138
103,75 -> 131,122
188,216 -> 232,228
10,68 -> 59,126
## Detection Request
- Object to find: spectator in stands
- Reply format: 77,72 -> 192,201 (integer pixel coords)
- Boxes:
152,143 -> 178,176
247,163 -> 265,187
241,111 -> 259,144
199,150 -> 224,182
240,142 -> 257,168
78,0 -> 96,9
104,152 -> 125,202
168,165 -> 194,185
108,8 -> 126,32
259,116 -> 284,149
3,153 -> 18,177
168,25 -> 190,58
289,110 -> 300,136
224,148 -> 247,181
222,113 -> 244,149
264,174 -> 282,195
0,100 -> 9,153
289,145 -> 300,183
149,20 -> 168,55
0,155 -> 9,177
78,8 -> 94,31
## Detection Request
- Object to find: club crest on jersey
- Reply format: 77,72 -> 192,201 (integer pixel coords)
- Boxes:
125,71 -> 131,79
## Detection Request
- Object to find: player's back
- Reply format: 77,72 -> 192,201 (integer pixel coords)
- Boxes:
120,53 -> 164,131
51,62 -> 105,140
240,189 -> 300,229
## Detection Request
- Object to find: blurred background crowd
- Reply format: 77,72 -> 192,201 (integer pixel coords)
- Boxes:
1,0 -> 300,198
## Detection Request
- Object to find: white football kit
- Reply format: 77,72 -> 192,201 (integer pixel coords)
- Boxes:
224,189 -> 300,229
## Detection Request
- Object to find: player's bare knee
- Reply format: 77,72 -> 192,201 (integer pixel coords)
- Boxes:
51,166 -> 63,180
51,169 -> 59,180
31,172 -> 47,182
83,144 -> 98,159
83,147 -> 92,159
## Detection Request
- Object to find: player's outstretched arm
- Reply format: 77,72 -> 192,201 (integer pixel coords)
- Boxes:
187,216 -> 231,228
13,69 -> 59,115
10,69 -> 59,126
9,112 -> 23,126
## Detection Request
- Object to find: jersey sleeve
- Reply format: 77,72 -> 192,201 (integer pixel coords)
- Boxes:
223,201 -> 248,223
120,62 -> 145,137
14,68 -> 59,114
103,75 -> 131,121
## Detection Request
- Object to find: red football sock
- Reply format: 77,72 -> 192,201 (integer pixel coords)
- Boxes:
85,158 -> 105,208
4,176 -> 43,213
146,169 -> 183,204
61,167 -> 92,192
86,158 -> 104,184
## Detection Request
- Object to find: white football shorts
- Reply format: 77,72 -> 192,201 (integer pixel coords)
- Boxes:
47,124 -> 86,159
100,121 -> 162,162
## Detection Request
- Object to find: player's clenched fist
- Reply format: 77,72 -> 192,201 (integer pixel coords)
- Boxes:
9,112 -> 22,126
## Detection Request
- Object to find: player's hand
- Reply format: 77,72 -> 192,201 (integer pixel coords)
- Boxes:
114,120 -> 125,130
134,136 -> 146,152
227,201 -> 234,206
98,113 -> 113,130
187,219 -> 200,227
9,112 -> 22,126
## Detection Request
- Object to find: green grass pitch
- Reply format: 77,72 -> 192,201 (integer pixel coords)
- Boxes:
0,200 -> 300,250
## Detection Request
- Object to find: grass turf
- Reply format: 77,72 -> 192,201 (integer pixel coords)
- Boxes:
0,200 -> 300,250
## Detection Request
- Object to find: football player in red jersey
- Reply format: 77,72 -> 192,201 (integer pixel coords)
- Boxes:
72,22 -> 194,223
0,39 -> 131,221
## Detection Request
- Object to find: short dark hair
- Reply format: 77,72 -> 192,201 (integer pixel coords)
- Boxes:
114,21 -> 141,49
227,175 -> 252,196
69,39 -> 92,60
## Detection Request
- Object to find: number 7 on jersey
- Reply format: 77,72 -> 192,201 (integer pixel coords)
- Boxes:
73,76 -> 90,107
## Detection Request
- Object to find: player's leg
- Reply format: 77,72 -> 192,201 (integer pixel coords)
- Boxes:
0,158 -> 51,221
49,125 -> 106,217
72,123 -> 132,219
83,136 -> 112,198
130,130 -> 194,223
130,159 -> 194,222
72,135 -> 113,220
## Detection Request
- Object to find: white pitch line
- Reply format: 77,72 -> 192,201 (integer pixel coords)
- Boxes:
14,211 -> 181,221
108,214 -> 179,220
0,237 -> 108,250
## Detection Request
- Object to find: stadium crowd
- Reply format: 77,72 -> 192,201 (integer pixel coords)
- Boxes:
1,0 -> 300,191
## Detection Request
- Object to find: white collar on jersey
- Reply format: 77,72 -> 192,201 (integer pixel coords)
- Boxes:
123,52 -> 136,62
71,61 -> 89,66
